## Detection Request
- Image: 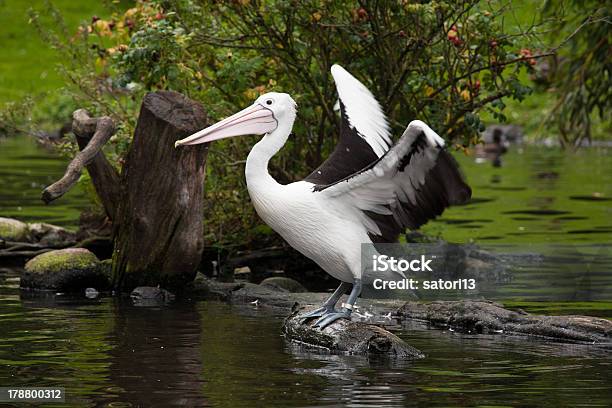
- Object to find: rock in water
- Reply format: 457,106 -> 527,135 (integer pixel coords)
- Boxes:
85,288 -> 100,298
21,248 -> 109,291
28,223 -> 76,247
283,305 -> 424,358
0,217 -> 30,242
130,286 -> 176,306
260,276 -> 307,293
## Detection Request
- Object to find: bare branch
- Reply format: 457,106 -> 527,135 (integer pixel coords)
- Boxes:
42,110 -> 117,207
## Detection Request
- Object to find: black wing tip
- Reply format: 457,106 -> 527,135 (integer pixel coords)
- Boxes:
436,149 -> 472,205
365,145 -> 472,242
452,183 -> 472,205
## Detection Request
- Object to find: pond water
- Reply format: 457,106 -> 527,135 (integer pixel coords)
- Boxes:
1,287 -> 611,407
0,137 -> 89,227
1,136 -> 611,407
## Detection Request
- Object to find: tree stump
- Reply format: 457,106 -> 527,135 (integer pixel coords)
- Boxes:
112,92 -> 208,290
42,91 -> 209,292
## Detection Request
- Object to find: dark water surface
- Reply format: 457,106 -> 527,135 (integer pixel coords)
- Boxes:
1,284 -> 611,407
1,137 -> 611,406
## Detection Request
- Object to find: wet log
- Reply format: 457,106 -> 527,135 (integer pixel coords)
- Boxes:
283,304 -> 424,358
397,300 -> 612,344
111,91 -> 208,291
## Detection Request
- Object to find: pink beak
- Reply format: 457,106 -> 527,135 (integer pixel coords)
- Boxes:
175,104 -> 277,147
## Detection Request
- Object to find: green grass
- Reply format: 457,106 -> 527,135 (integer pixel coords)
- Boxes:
0,0 -> 113,103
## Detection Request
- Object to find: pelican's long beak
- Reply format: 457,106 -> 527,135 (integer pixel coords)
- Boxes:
175,104 -> 277,148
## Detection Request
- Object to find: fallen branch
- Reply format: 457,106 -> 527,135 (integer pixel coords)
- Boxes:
283,304 -> 424,358
42,110 -> 120,218
3,241 -> 68,251
397,300 -> 612,344
0,248 -> 53,260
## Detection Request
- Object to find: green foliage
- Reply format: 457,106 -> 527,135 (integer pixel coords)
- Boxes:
543,0 -> 611,147
16,0 -> 562,248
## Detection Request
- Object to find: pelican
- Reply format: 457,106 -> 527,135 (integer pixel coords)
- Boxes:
176,64 -> 471,329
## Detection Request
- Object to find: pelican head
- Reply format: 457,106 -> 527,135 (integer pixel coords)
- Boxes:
175,92 -> 297,147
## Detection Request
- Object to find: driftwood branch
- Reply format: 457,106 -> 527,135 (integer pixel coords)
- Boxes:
283,304 -> 424,358
397,300 -> 612,344
42,110 -> 120,218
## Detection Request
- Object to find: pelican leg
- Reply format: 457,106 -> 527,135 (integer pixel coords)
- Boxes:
314,279 -> 362,329
298,281 -> 351,323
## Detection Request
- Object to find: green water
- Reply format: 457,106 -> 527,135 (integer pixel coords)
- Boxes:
1,136 -> 611,407
0,137 -> 90,227
2,136 -> 610,239
423,145 -> 612,243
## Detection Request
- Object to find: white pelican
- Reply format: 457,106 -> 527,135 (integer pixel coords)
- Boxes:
176,64 -> 471,329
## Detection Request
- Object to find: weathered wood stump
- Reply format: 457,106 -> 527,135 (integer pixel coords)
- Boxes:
112,92 -> 208,290
42,91 -> 209,292
283,304 -> 424,358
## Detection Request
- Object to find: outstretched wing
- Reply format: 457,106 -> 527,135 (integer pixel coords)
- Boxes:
304,64 -> 391,185
313,121 -> 472,242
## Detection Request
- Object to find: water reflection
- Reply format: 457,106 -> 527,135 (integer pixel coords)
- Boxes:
1,276 -> 611,408
106,302 -> 208,407
287,347 -> 416,407
282,322 -> 612,407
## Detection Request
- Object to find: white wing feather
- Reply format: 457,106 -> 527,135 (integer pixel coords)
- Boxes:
331,64 -> 391,157
320,120 -> 445,236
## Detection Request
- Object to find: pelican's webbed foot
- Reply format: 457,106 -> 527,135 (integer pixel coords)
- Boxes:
313,279 -> 362,330
313,309 -> 352,329
298,281 -> 351,325
297,306 -> 335,323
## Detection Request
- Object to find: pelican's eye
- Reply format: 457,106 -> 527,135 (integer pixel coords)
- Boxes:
265,99 -> 273,106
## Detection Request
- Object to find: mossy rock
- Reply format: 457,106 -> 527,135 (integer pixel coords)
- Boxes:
260,276 -> 307,293
21,248 -> 110,292
0,217 -> 30,242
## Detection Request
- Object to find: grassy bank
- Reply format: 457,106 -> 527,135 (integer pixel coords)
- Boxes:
0,0 -> 112,102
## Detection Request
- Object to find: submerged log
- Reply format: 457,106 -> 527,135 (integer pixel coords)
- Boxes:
283,304 -> 424,358
191,280 -> 611,349
397,300 -> 612,344
111,91 -> 208,291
